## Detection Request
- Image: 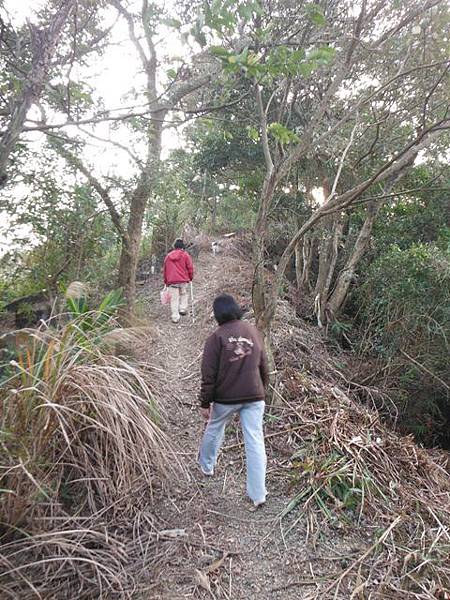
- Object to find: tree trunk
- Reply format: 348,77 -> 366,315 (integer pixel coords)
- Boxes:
313,214 -> 345,325
210,196 -> 218,232
325,170 -> 407,318
0,0 -> 76,186
325,216 -> 346,295
117,214 -> 144,317
314,216 -> 333,294
294,238 -> 303,290
326,201 -> 380,317
252,228 -> 276,381
301,235 -> 314,291
118,118 -> 163,316
252,168 -> 279,401
252,170 -> 277,335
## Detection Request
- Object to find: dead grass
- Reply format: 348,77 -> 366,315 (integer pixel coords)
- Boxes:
0,315 -> 180,598
193,240 -> 450,598
270,301 -> 450,599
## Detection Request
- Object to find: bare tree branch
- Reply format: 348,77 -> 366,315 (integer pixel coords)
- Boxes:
52,138 -> 127,241
77,126 -> 143,168
0,0 -> 77,186
327,119 -> 359,201
110,0 -> 149,74
373,0 -> 443,47
255,83 -> 273,172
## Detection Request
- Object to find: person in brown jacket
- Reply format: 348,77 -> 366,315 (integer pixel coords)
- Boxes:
198,293 -> 268,509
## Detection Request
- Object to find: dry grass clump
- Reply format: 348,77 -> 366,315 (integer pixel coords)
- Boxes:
0,528 -> 135,599
0,315 -> 178,598
271,301 -> 450,599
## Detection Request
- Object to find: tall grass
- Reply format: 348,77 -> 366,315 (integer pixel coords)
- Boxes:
0,313 -> 176,598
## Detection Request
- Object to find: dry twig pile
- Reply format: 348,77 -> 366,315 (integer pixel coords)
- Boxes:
270,302 -> 450,599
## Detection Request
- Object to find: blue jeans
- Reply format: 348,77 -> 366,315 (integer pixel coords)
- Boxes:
198,401 -> 267,504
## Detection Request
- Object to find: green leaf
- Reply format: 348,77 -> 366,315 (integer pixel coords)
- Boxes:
252,0 -> 264,16
307,46 -> 336,65
298,61 -> 315,77
290,49 -> 306,63
163,17 -> 182,29
239,47 -> 249,63
210,45 -> 230,57
267,122 -> 300,144
305,4 -> 327,27
238,4 -> 253,19
166,68 -> 177,79
247,51 -> 260,65
98,289 -> 124,314
246,126 -> 260,141
223,63 -> 240,73
67,296 -> 89,317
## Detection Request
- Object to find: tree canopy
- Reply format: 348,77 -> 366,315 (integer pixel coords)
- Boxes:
1,0 -> 449,436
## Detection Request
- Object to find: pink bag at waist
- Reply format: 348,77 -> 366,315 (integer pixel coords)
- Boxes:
160,287 -> 171,305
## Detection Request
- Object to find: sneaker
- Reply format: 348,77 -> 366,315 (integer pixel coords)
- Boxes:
179,310 -> 187,316
171,317 -> 180,323
199,465 -> 214,477
248,500 -> 265,512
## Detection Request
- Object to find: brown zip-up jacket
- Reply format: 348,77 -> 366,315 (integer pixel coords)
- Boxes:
199,320 -> 269,408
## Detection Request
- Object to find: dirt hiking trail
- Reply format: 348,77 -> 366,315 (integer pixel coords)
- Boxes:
137,248 -> 349,600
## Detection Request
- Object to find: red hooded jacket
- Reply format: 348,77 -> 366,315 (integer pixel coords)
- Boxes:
163,249 -> 194,285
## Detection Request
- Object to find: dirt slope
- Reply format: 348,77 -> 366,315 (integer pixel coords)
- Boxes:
136,248 -> 341,600
136,243 -> 450,600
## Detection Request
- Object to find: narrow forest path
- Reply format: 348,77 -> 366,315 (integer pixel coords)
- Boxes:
137,248 -> 320,600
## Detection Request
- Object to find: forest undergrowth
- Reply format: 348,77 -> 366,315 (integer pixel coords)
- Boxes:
1,240 -> 449,599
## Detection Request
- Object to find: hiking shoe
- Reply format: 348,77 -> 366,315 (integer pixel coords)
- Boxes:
248,500 -> 265,512
199,465 -> 214,477
179,310 -> 187,316
197,459 -> 214,477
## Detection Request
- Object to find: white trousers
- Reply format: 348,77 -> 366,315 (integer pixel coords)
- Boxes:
169,283 -> 188,322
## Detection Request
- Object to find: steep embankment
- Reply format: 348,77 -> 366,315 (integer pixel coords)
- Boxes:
138,241 -> 450,600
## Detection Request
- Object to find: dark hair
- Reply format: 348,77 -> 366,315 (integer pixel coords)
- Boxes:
174,238 -> 185,249
213,293 -> 243,325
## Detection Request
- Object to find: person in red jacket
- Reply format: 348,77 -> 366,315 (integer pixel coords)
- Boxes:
163,239 -> 194,323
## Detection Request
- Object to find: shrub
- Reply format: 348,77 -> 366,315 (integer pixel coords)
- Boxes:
0,311 -> 176,597
356,243 -> 450,444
